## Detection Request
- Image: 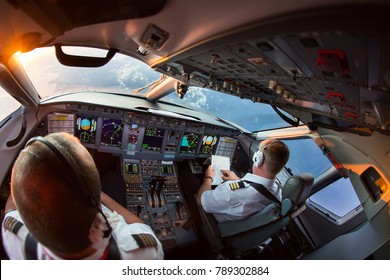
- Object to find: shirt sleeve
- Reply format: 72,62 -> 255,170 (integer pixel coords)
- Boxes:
201,181 -> 240,214
103,206 -> 164,260
2,210 -> 28,260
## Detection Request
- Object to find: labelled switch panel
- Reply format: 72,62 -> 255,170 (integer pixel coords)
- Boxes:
122,158 -> 196,249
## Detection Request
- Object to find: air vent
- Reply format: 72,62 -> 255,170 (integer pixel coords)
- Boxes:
135,106 -> 149,112
322,71 -> 335,77
256,42 -> 274,52
361,167 -> 388,202
300,37 -> 319,48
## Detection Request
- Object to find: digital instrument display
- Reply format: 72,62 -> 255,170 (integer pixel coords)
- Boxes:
199,134 -> 218,156
100,118 -> 124,147
164,130 -> 180,153
179,132 -> 200,154
160,164 -> 175,176
124,162 -> 140,174
215,136 -> 238,160
47,113 -> 75,134
142,127 -> 165,151
75,114 -> 97,144
127,123 -> 140,151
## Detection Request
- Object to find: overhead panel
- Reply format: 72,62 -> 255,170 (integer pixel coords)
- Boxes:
155,11 -> 390,133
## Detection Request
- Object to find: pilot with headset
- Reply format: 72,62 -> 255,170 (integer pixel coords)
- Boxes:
2,132 -> 163,260
197,139 -> 289,222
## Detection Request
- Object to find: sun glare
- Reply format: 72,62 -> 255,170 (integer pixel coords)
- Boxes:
15,47 -> 52,66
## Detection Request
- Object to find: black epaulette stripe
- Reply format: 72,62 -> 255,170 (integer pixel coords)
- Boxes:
229,181 -> 245,190
3,216 -> 24,234
132,233 -> 158,248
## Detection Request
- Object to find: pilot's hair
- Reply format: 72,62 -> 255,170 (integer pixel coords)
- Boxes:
11,132 -> 101,255
259,139 -> 290,174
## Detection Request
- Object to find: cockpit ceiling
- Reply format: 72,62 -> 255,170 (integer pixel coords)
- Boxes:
153,7 -> 390,134
6,0 -> 168,35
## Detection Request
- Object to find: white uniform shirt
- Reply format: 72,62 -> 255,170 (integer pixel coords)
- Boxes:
2,205 -> 164,260
201,173 -> 281,222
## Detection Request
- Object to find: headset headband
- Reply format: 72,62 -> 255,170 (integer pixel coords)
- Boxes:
260,139 -> 278,151
25,136 -> 112,238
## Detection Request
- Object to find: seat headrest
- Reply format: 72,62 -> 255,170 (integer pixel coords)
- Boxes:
282,173 -> 314,207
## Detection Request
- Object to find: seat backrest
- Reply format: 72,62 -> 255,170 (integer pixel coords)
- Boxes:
280,172 -> 314,216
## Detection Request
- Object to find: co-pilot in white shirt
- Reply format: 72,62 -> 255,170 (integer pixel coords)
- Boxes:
201,173 -> 281,222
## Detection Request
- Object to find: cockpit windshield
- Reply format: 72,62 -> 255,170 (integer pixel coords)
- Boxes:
161,89 -> 294,132
17,47 -> 161,99
18,46 -> 294,132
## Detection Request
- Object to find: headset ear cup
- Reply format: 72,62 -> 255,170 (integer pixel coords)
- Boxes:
257,151 -> 264,167
252,150 -> 264,167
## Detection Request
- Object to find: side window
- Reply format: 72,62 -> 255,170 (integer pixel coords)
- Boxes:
0,86 -> 21,122
277,137 -> 362,224
277,138 -> 332,185
284,138 -> 332,177
309,177 -> 362,224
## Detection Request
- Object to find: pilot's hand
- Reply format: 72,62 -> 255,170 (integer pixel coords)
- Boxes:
220,169 -> 240,181
204,165 -> 215,179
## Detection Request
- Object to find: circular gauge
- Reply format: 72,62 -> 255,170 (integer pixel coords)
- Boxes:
79,131 -> 91,143
128,134 -> 138,143
202,146 -> 211,154
80,118 -> 91,130
205,135 -> 214,145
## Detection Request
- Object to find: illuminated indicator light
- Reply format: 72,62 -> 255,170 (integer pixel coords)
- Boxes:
54,116 -> 71,121
326,92 -> 345,104
316,50 -> 350,74
344,112 -> 357,118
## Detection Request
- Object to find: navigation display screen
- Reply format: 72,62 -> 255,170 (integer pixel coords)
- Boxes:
199,134 -> 218,156
179,132 -> 200,154
100,118 -> 124,147
142,127 -> 165,151
75,114 -> 97,144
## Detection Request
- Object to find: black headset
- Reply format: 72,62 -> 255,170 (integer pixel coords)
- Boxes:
24,136 -> 113,238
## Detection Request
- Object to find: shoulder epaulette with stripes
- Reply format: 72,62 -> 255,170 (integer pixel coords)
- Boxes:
132,233 -> 158,248
3,216 -> 24,234
229,181 -> 246,190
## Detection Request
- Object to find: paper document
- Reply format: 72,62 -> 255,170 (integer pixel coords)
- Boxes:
211,155 -> 230,185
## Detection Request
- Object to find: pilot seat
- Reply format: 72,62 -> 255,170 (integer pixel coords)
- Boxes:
196,173 -> 314,259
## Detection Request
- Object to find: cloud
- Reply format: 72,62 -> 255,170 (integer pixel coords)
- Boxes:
111,57 -> 159,90
113,63 -> 146,88
184,87 -> 209,110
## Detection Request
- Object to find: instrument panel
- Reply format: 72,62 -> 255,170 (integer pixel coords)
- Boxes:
46,106 -> 239,161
